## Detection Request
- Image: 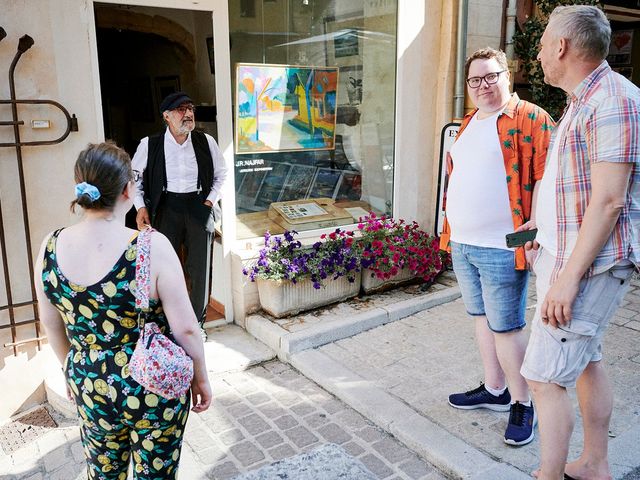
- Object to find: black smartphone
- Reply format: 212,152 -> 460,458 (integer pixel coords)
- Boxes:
505,228 -> 538,248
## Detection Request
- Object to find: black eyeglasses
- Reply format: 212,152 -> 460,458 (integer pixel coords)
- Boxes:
466,70 -> 507,88
175,104 -> 196,115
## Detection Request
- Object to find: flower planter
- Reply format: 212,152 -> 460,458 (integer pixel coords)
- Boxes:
257,275 -> 361,318
361,267 -> 417,294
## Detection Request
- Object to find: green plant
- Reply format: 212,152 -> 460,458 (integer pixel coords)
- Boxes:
512,0 -> 601,120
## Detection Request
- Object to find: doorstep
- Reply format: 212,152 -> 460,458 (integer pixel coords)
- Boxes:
245,271 -> 461,361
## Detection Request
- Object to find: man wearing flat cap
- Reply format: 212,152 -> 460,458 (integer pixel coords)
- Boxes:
132,91 -> 228,331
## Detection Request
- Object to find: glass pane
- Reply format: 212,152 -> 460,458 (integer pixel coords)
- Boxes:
229,0 -> 398,239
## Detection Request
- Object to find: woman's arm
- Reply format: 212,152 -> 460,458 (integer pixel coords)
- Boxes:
34,235 -> 71,367
151,233 -> 212,412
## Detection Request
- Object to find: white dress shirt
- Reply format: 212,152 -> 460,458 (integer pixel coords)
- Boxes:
131,129 -> 228,210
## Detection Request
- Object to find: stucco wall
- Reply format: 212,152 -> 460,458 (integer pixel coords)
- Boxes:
393,0 -> 456,233
467,0 -> 504,53
0,0 -> 102,336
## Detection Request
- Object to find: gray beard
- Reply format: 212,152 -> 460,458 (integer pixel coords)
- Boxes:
177,122 -> 195,135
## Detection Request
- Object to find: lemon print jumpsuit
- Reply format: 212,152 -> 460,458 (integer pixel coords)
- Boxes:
42,230 -> 190,480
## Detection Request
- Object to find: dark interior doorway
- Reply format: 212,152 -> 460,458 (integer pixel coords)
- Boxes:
96,28 -> 181,154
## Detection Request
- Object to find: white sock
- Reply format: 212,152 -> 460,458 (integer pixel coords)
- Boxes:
485,384 -> 507,397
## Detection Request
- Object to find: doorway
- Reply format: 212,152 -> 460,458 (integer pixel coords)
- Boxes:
93,2 -> 224,321
94,2 -> 218,154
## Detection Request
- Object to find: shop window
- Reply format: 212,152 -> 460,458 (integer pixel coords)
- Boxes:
229,0 -> 398,240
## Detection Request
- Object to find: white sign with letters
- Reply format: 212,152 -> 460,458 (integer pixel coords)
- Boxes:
435,122 -> 460,236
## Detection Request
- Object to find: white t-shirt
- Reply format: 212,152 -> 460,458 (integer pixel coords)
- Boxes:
535,102 -> 574,256
446,111 -> 514,250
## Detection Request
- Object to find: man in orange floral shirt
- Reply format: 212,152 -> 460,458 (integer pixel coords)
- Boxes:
440,47 -> 553,446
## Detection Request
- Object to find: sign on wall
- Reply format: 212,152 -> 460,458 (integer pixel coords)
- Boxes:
434,122 -> 460,236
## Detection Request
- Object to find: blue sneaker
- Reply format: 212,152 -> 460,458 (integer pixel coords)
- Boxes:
448,384 -> 511,412
504,401 -> 537,446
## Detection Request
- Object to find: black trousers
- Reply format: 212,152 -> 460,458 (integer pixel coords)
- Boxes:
155,192 -> 212,323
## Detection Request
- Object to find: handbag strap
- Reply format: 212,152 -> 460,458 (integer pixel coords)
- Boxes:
135,227 -> 153,312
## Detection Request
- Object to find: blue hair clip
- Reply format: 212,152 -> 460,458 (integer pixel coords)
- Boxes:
75,182 -> 101,202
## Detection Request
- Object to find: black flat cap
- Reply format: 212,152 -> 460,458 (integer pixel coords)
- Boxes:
160,91 -> 193,112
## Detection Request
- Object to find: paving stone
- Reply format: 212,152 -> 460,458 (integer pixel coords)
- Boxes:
321,398 -> 345,414
9,443 -> 40,471
355,425 -> 387,443
335,409 -> 371,430
245,392 -> 271,406
398,455 -> 435,479
626,321 -> 640,331
263,361 -> 289,374
43,447 -> 69,473
227,402 -> 253,418
273,415 -> 299,430
272,390 -> 302,407
184,426 -> 213,449
290,402 -> 316,417
219,428 -> 245,446
18,473 -> 45,480
204,414 -> 236,433
360,453 -> 394,479
303,412 -> 330,429
216,392 -> 243,406
256,402 -> 287,419
233,381 -> 258,397
317,423 -> 352,444
247,366 -> 275,380
254,430 -> 284,449
229,441 -> 265,467
47,465 -> 83,480
209,460 -> 240,480
194,444 -> 227,465
237,413 -> 270,435
282,425 -> 318,448
343,441 -> 366,457
37,430 -> 67,456
267,443 -> 296,462
371,437 -> 413,463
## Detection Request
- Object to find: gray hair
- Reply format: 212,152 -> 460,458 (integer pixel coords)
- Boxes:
548,5 -> 611,61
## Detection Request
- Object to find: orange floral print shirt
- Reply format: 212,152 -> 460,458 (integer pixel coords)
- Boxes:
439,93 -> 554,270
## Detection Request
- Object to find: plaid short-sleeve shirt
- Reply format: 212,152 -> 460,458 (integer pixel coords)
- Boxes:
549,61 -> 640,281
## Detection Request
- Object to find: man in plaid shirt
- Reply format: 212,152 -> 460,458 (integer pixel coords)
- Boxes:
519,6 -> 639,480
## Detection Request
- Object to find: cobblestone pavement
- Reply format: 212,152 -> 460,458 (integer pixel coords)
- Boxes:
1,361 -> 446,480
318,275 -> 640,477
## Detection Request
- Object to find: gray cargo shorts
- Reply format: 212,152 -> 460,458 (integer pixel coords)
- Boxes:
521,249 -> 634,388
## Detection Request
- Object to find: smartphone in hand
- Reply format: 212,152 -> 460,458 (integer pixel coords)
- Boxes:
505,228 -> 538,248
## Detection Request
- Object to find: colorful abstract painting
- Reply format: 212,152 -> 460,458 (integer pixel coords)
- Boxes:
236,64 -> 338,154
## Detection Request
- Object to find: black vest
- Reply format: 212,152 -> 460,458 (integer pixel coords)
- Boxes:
143,130 -> 214,222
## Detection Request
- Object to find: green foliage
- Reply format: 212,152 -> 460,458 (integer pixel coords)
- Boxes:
512,0 -> 601,120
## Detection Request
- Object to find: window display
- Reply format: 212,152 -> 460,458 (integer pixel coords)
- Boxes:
229,0 -> 398,239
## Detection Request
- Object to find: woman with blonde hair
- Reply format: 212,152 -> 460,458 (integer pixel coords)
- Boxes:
35,142 -> 212,479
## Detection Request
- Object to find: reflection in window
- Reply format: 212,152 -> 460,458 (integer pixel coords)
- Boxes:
229,0 -> 398,239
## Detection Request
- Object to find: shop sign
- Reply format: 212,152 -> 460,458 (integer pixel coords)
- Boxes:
434,122 -> 460,236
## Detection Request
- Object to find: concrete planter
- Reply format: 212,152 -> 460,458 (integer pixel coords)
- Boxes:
257,275 -> 361,318
361,267 -> 416,294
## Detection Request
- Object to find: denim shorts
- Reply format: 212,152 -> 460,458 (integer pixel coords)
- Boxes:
521,249 -> 634,388
450,241 -> 529,333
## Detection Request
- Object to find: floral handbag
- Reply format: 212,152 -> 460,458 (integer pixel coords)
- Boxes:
129,227 -> 194,400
